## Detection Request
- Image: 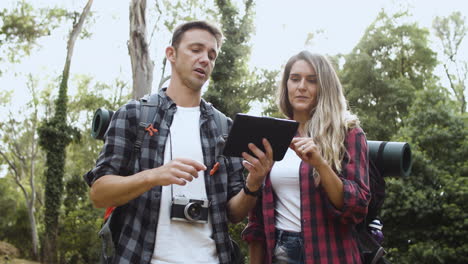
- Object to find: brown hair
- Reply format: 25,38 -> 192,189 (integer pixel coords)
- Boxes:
171,20 -> 224,50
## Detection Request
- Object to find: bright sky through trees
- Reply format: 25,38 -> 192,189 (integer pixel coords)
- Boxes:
0,0 -> 466,114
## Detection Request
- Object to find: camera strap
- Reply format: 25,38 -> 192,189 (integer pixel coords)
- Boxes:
375,141 -> 387,176
168,130 -> 175,201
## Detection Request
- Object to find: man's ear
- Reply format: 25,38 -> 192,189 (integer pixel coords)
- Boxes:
166,46 -> 176,62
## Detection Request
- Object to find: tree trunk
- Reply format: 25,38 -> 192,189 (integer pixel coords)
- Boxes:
0,81 -> 40,259
40,1 -> 93,263
129,0 -> 154,99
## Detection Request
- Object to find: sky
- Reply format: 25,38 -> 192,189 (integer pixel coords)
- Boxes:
0,0 -> 467,116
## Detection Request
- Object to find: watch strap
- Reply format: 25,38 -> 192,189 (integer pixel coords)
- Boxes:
243,183 -> 263,197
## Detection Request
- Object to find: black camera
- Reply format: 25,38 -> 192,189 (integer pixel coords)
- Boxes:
367,140 -> 412,177
170,195 -> 210,224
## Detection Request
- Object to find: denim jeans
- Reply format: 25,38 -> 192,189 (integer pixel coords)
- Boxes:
272,229 -> 305,264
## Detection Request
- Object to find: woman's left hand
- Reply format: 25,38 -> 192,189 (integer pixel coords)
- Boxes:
290,137 -> 326,168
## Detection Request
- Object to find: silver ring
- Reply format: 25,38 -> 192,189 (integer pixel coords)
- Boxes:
301,145 -> 305,150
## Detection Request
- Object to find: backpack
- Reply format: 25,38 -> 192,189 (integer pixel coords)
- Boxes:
98,93 -> 242,263
356,147 -> 390,264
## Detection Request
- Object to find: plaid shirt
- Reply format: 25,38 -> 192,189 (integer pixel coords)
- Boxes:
85,89 -> 244,264
242,127 -> 370,264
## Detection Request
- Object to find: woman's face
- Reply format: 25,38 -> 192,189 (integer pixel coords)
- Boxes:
287,60 -> 318,119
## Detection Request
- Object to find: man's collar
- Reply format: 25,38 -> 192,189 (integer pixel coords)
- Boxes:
158,87 -> 213,114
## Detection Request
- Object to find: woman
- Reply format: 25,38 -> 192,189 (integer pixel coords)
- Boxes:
242,51 -> 370,264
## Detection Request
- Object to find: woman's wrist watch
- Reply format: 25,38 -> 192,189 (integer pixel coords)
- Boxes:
243,182 -> 263,197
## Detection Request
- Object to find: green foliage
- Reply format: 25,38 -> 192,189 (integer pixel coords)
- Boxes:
381,86 -> 468,263
246,68 -> 281,117
0,179 -> 32,258
432,11 -> 467,113
0,77 -> 45,259
229,219 -> 248,263
0,1 -> 67,66
155,0 -> 213,32
341,10 -> 438,140
58,174 -> 102,264
433,12 -> 467,63
204,0 -> 255,118
338,10 -> 467,263
57,75 -> 130,263
399,87 -> 467,175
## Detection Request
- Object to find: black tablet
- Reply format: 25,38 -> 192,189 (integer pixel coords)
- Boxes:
223,114 -> 299,161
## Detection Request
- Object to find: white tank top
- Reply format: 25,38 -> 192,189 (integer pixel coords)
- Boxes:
270,147 -> 302,232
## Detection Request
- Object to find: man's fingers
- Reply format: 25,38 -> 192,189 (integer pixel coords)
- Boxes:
175,157 -> 207,171
176,162 -> 200,178
170,176 -> 187,186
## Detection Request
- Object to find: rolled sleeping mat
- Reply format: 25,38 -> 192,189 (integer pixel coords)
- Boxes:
367,140 -> 412,177
91,108 -> 114,141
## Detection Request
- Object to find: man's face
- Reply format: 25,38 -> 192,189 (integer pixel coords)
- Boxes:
171,28 -> 219,91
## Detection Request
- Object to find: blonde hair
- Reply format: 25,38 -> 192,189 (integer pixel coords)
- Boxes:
278,51 -> 360,173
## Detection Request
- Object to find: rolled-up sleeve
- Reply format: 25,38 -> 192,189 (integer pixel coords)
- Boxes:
226,156 -> 244,201
242,196 -> 266,243
326,127 -> 370,224
223,118 -> 245,200
83,100 -> 139,186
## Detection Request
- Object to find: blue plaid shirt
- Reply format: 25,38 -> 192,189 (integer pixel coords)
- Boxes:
85,88 -> 244,264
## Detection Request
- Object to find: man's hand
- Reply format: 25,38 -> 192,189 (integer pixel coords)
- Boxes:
148,158 -> 206,186
90,158 -> 206,208
241,138 -> 274,190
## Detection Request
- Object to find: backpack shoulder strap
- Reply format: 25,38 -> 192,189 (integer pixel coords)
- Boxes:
212,107 -> 229,137
133,93 -> 160,163
100,93 -> 161,260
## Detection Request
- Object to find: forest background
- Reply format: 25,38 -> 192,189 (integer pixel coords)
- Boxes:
0,0 -> 466,263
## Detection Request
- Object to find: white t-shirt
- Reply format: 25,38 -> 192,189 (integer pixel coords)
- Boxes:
270,147 -> 302,232
151,106 -> 218,264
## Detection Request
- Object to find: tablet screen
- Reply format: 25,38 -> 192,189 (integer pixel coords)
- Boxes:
222,114 -> 299,161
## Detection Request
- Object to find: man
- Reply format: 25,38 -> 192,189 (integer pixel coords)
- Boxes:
84,20 -> 272,264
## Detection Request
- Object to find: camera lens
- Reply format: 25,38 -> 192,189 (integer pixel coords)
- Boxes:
184,202 -> 202,221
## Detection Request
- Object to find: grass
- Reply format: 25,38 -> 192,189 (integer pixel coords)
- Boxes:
4,258 -> 40,264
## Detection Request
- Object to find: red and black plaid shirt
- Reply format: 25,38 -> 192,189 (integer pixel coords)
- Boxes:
242,127 -> 370,264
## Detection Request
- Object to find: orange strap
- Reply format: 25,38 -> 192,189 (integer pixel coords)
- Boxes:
145,124 -> 158,136
210,162 -> 220,176
104,206 -> 116,221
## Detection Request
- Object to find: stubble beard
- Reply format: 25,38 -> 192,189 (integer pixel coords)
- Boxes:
183,76 -> 205,93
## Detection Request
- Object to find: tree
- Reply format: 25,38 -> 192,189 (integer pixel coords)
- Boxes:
340,10 -> 438,140
245,68 -> 281,117
37,1 -> 93,262
0,75 -> 43,260
58,174 -> 102,264
382,85 -> 468,263
129,0 -> 154,99
0,172 -> 35,258
0,1 -> 67,74
204,0 -> 255,118
433,11 -> 467,113
54,74 -> 131,263
338,9 -> 468,263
